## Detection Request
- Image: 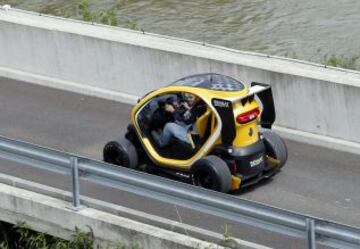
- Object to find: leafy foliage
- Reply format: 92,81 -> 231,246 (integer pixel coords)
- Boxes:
77,0 -> 139,29
322,54 -> 360,70
0,221 -> 142,249
283,48 -> 360,70
220,224 -> 237,249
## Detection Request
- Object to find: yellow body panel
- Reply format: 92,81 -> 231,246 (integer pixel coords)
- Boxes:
195,108 -> 211,138
131,85 -> 260,175
232,100 -> 261,147
142,138 -> 196,170
231,175 -> 242,190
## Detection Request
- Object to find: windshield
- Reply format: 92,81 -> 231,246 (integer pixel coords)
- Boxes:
172,73 -> 245,92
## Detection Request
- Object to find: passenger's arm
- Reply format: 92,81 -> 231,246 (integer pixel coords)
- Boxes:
182,105 -> 206,125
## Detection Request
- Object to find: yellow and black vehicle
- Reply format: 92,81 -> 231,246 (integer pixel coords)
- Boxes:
103,73 -> 287,193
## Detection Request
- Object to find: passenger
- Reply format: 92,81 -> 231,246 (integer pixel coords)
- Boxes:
152,93 -> 206,148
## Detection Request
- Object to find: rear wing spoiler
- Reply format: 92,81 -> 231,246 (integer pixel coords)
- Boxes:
231,82 -> 276,129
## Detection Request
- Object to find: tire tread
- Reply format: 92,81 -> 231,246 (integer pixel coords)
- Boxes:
262,130 -> 288,168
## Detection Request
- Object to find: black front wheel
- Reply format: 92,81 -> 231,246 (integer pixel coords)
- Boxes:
192,155 -> 232,193
103,138 -> 138,169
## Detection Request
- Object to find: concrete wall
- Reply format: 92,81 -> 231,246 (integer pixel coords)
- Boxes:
0,8 -> 360,146
0,175 -> 270,249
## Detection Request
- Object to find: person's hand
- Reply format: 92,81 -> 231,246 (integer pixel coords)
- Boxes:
164,104 -> 175,113
182,102 -> 191,110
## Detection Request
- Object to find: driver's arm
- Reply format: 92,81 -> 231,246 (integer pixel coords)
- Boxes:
180,105 -> 206,125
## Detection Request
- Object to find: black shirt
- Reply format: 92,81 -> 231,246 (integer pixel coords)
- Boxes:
173,102 -> 207,125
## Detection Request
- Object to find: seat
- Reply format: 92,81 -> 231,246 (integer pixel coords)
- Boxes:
194,108 -> 212,139
186,108 -> 212,149
150,104 -> 212,159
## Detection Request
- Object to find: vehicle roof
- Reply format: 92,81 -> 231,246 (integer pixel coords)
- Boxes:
137,74 -> 249,106
171,73 -> 246,92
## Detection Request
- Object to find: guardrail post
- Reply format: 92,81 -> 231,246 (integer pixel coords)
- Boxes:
306,218 -> 316,249
71,156 -> 81,209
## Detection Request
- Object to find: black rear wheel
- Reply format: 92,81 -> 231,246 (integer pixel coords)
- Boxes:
103,138 -> 138,169
262,130 -> 288,168
192,155 -> 232,193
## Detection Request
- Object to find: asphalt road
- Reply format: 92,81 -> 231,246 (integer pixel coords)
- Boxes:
0,77 -> 359,248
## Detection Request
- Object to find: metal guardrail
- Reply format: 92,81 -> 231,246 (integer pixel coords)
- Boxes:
0,135 -> 359,249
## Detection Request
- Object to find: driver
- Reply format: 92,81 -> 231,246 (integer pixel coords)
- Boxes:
152,93 -> 206,148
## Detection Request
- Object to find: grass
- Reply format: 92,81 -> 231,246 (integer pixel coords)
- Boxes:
220,224 -> 237,249
0,0 -> 139,30
38,2 -> 76,18
322,54 -> 360,70
78,0 -> 118,26
0,221 -> 142,249
0,220 -> 239,249
283,49 -> 360,71
77,0 -> 139,29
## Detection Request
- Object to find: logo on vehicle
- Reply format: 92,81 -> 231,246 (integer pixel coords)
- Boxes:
248,128 -> 253,136
250,156 -> 263,168
213,100 -> 230,108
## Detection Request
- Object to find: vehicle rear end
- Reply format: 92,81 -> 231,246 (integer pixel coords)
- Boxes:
230,98 -> 270,188
226,83 -> 283,189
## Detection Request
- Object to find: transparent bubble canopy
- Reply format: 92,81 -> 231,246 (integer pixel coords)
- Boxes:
172,73 -> 245,92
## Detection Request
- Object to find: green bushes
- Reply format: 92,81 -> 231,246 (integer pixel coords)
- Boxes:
77,0 -> 139,29
0,220 -> 232,249
2,0 -> 139,29
283,49 -> 360,71
78,0 -> 118,26
322,54 -> 360,70
0,221 -> 141,249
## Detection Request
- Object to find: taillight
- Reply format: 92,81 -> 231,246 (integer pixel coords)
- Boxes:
236,108 -> 260,124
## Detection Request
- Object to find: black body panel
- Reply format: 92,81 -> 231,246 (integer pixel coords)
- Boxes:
236,165 -> 279,188
211,98 -> 236,146
231,140 -> 266,176
212,140 -> 269,178
250,82 -> 276,129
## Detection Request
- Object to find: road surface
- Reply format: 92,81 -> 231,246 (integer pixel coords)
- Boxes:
0,77 -> 358,248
